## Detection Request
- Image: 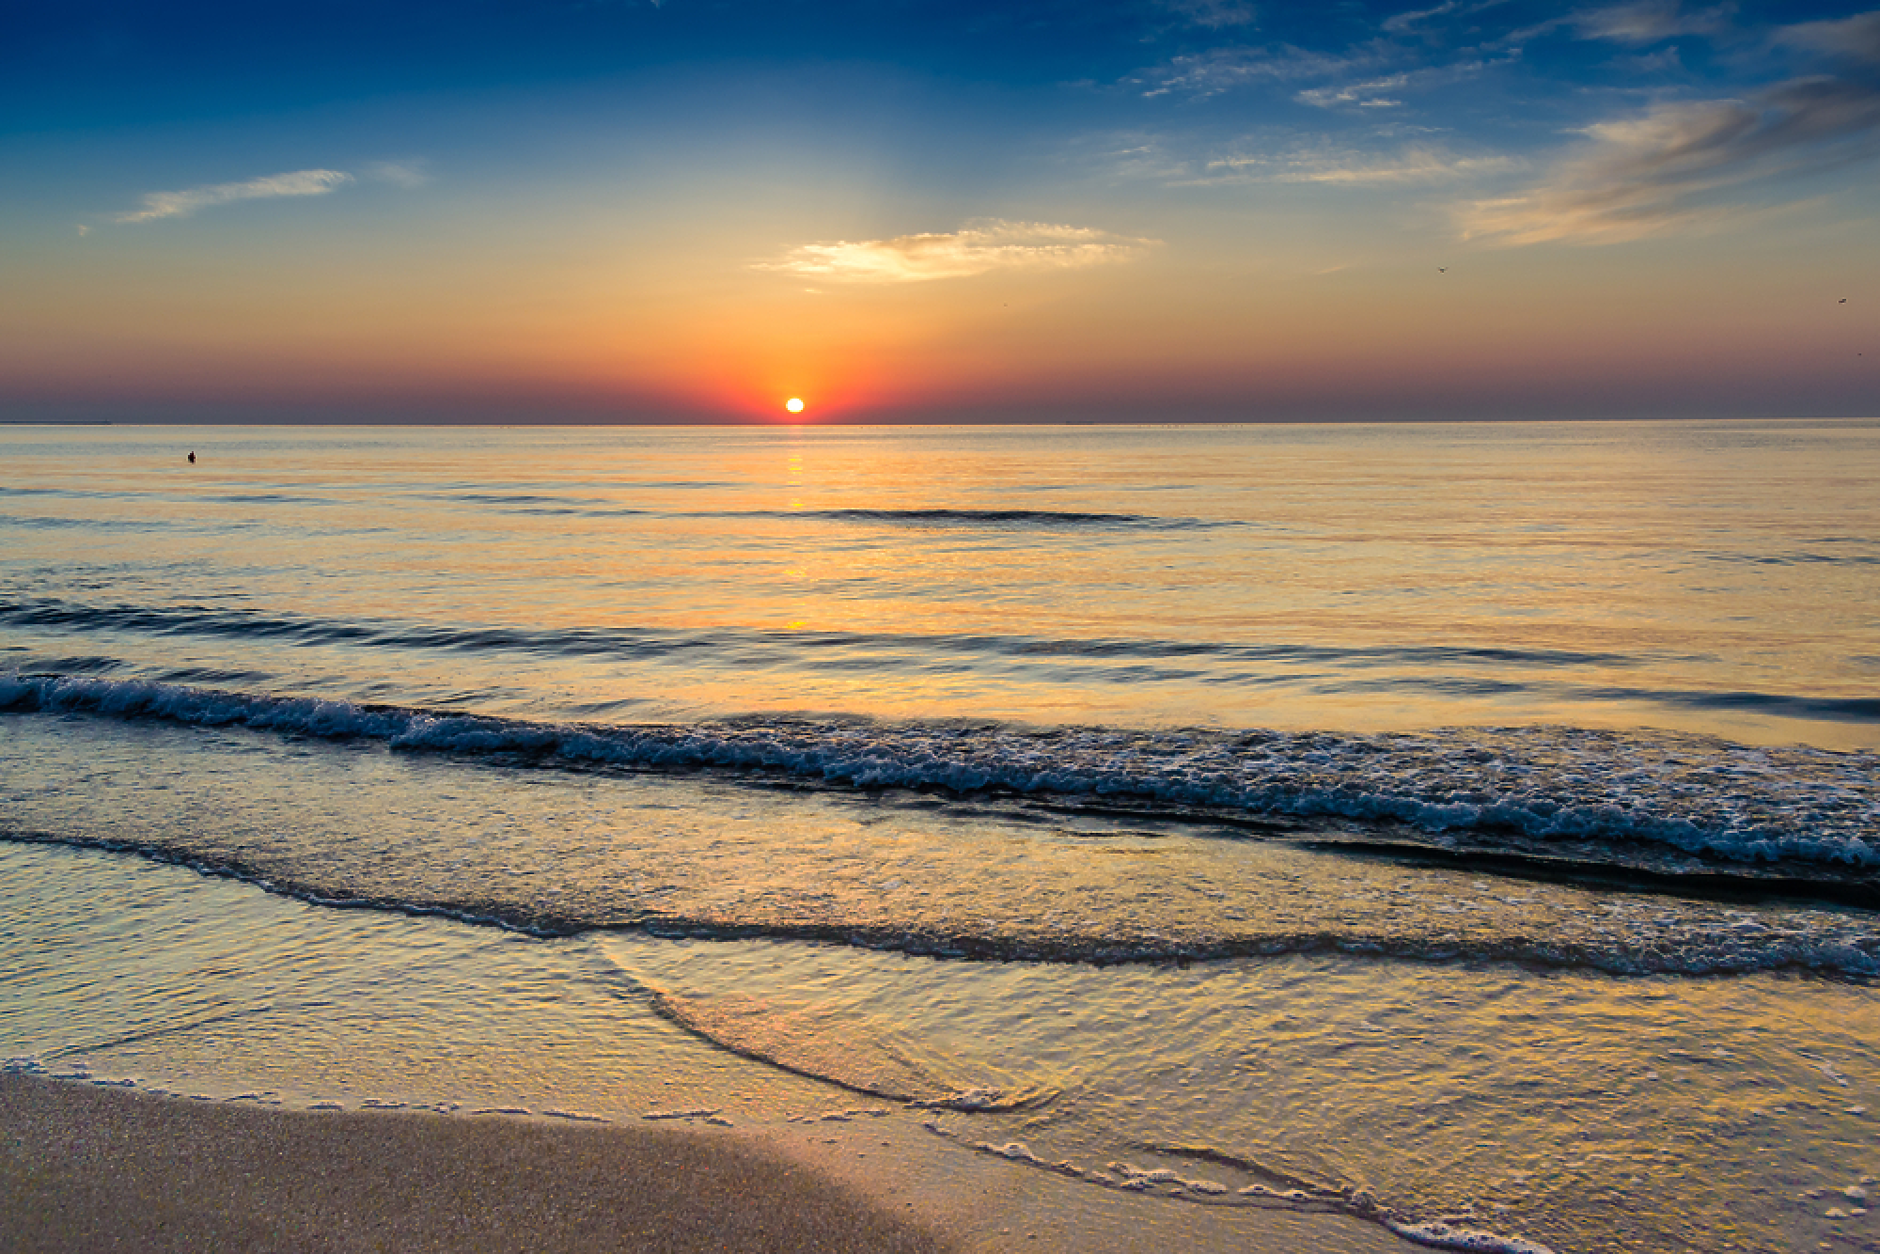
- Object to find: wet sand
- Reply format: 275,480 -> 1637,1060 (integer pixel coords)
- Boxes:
0,1073 -> 953,1253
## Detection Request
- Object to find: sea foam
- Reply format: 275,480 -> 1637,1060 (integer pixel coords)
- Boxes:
5,671 -> 1875,875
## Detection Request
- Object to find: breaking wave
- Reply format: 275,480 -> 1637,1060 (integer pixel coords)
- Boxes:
5,670 -> 1875,874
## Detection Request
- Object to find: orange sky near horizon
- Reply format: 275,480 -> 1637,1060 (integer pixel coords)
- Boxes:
8,209 -> 1872,423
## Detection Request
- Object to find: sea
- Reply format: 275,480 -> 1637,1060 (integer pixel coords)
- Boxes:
3,419 -> 1878,1253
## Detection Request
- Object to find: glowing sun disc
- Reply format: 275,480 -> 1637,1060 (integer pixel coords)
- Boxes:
785,397 -> 805,414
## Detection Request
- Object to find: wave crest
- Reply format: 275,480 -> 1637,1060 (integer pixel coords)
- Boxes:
5,671 -> 1876,877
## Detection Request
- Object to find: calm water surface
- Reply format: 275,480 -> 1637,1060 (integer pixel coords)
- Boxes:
4,421 -> 1879,1253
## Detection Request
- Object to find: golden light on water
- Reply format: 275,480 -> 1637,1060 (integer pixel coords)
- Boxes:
785,397 -> 805,414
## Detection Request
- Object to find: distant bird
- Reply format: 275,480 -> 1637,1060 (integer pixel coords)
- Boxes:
1841,298 -> 1848,303
187,451 -> 195,464
1438,267 -> 1447,273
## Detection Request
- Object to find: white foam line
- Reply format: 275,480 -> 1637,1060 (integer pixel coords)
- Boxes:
1384,1218 -> 1558,1254
926,1122 -> 1562,1252
8,671 -> 1873,871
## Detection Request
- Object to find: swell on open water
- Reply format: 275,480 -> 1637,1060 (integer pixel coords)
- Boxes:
4,420 -> 1880,1254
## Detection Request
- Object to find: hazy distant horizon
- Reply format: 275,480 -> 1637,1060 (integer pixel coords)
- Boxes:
5,412 -> 1878,426
9,414 -> 1880,428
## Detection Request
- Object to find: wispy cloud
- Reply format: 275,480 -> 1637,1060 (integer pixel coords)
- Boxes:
1382,0 -> 1521,36
1160,0 -> 1259,30
1138,0 -> 1740,108
1570,1 -> 1736,45
1382,2 -> 1463,35
1295,73 -> 1411,108
1459,75 -> 1880,244
112,169 -> 355,224
1138,31 -> 1507,108
1295,56 -> 1503,110
1204,144 -> 1519,184
1139,45 -> 1377,99
1773,10 -> 1880,64
759,220 -> 1157,283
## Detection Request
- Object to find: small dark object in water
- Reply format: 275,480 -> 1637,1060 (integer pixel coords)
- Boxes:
187,451 -> 196,464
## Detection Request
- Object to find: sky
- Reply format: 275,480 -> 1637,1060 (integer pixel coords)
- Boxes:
5,0 -> 1880,423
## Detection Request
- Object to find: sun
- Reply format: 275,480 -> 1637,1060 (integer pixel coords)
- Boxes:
785,397 -> 805,414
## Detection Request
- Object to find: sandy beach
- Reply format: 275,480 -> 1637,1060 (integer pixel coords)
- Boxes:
0,1071 -> 1429,1253
0,1073 -> 952,1254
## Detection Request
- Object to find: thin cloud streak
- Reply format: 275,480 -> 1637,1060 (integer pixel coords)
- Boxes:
1460,74 -> 1880,244
1295,73 -> 1411,109
1570,1 -> 1737,45
1382,2 -> 1463,35
1298,55 -> 1509,109
1139,45 -> 1377,99
1200,145 -> 1518,185
1161,0 -> 1258,30
113,169 -> 354,224
1773,10 -> 1880,63
759,221 -> 1158,283
1137,22 -> 1511,106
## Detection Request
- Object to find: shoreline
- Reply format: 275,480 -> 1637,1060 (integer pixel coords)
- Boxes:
0,1072 -> 952,1253
0,1071 -> 1421,1253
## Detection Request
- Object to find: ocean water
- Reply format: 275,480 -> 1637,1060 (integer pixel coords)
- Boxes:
4,420 -> 1879,1252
